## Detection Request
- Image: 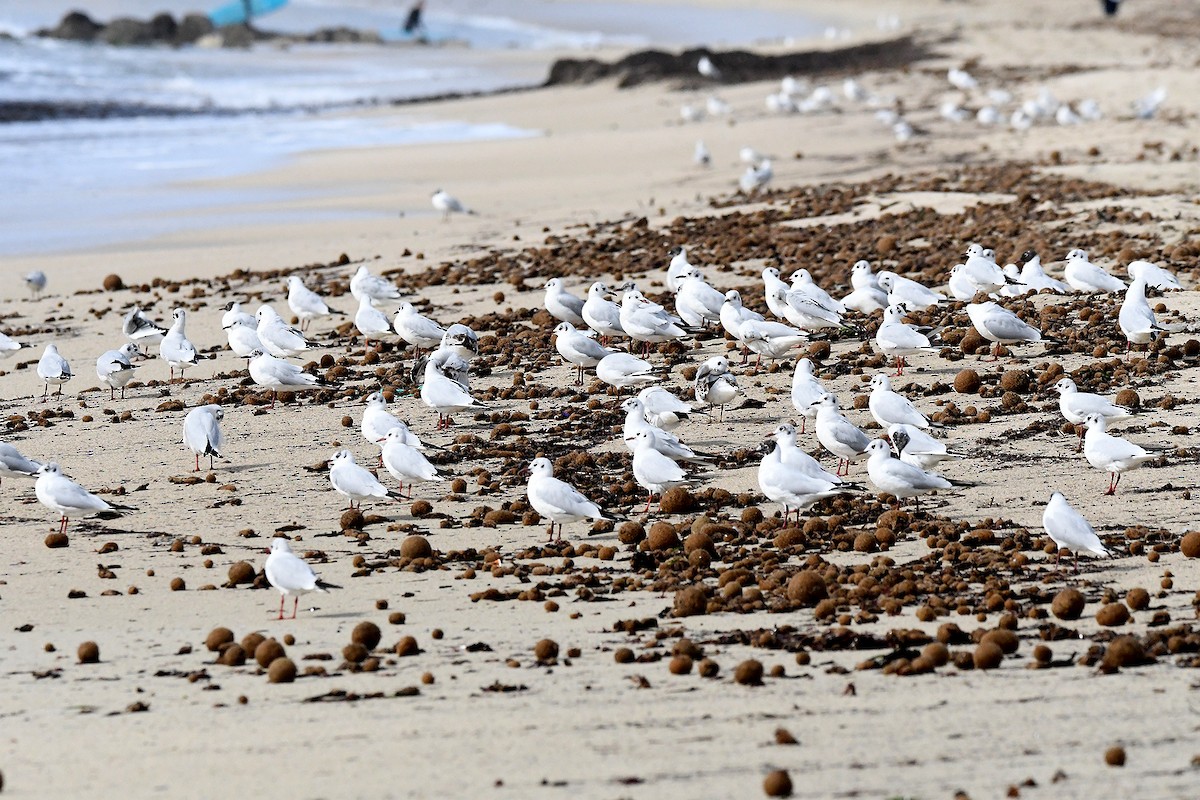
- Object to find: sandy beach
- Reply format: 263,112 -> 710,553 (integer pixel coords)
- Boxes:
2,1 -> 1200,798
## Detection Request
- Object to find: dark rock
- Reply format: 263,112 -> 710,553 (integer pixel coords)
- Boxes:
101,17 -> 156,46
40,11 -> 103,41
148,12 -> 177,41
175,14 -> 215,45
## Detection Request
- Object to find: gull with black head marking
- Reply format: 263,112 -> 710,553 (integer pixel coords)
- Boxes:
264,538 -> 340,620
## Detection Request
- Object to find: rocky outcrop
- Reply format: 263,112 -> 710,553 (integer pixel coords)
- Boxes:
39,10 -> 103,41
545,36 -> 935,89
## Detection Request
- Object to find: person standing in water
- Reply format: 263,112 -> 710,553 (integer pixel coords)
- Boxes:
403,1 -> 428,41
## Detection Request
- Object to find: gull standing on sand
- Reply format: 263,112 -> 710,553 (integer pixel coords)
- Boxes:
966,301 -> 1042,359
224,319 -> 264,361
621,398 -> 713,465
35,463 -> 134,533
720,289 -> 764,339
637,387 -> 694,431
791,358 -> 829,434
123,305 -> 167,345
627,430 -> 692,512
596,352 -> 659,394
864,439 -> 955,509
525,457 -> 610,541
875,303 -> 937,375
1082,413 -> 1163,495
221,301 -> 255,329
23,270 -> 47,298
329,449 -> 399,510
811,394 -> 870,476
739,159 -> 773,193
256,305 -> 314,358
286,276 -> 340,331
759,434 -> 850,524
582,282 -> 626,344
161,308 -> 202,382
666,247 -> 697,292
381,428 -> 443,499
37,343 -> 72,399
958,244 -> 1016,295
877,271 -> 945,309
95,342 -> 144,400
868,374 -> 937,430
694,355 -> 740,421
432,189 -> 472,220
361,392 -> 416,447
888,424 -> 959,471
553,322 -> 614,386
394,301 -> 447,355
694,139 -> 711,167
1119,278 -> 1165,354
674,270 -> 725,328
0,442 -> 42,485
739,318 -> 808,367
1043,491 -> 1111,571
620,291 -> 691,354
350,265 -> 402,305
354,296 -> 396,349
789,269 -> 844,315
543,278 -> 586,326
248,350 -> 328,409
183,404 -> 224,472
264,538 -> 340,620
1013,251 -> 1069,294
1127,260 -> 1181,291
0,330 -> 23,359
439,324 -> 479,362
1053,377 -> 1134,448
769,422 -> 845,485
422,355 -> 483,429
842,261 -> 888,314
1064,249 -> 1126,293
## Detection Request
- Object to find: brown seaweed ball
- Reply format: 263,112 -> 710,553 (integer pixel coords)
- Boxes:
102,273 -> 124,291
1180,531 -> 1200,558
618,522 -> 646,544
1105,746 -> 1126,767
646,522 -> 680,551
410,500 -> 433,517
734,659 -> 764,685
388,611 -> 406,625
1033,644 -> 1052,664
954,369 -> 981,394
999,370 -> 1030,392
267,657 -> 297,683
669,655 -> 693,675
227,561 -> 256,585
241,632 -> 266,656
775,728 -> 798,745
170,577 -> 185,591
807,341 -> 830,361
973,641 -> 1003,670
1126,587 -> 1150,611
684,530 -> 714,555
534,639 -> 559,662
1115,389 -> 1139,409
352,621 -> 382,650
1096,602 -> 1130,627
658,487 -> 694,514
218,643 -> 247,666
206,627 -> 235,652
342,643 -> 369,663
339,509 -> 365,531
44,532 -> 68,548
786,571 -> 827,606
394,636 -> 419,657
1051,588 -> 1085,620
421,672 -> 435,685
400,535 -> 432,559
450,478 -> 467,493
763,769 -> 793,797
697,658 -> 719,678
922,642 -> 950,667
254,638 -> 286,668
283,634 -> 295,646
981,629 -> 1019,655
1101,636 -> 1145,670
614,647 -> 635,664
375,599 -> 389,610
674,586 -> 708,617
853,532 -> 877,553
77,641 -> 100,664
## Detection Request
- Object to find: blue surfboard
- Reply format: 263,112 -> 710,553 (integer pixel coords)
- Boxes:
209,0 -> 288,27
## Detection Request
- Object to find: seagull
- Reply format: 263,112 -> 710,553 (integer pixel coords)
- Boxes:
811,394 -> 870,476
362,392 -> 422,449
439,324 -> 479,362
582,282 -> 626,344
224,319 -> 265,362
122,305 -> 167,345
596,352 -> 660,394
966,301 -> 1043,359
705,95 -> 731,116
221,301 -> 256,330
1127,260 -> 1182,291
739,318 -> 808,367
888,424 -> 960,471
627,430 -> 692,512
23,270 -> 47,298
959,243 -> 1017,295
789,269 -> 844,315
948,265 -> 978,302
354,296 -> 396,349
759,434 -> 851,524
877,271 -> 946,309
842,261 -> 888,314
875,303 -> 937,375
694,355 -> 740,421
264,538 -> 340,620
1064,249 -> 1126,293
35,463 -> 134,533
161,308 -> 201,382
37,343 -> 72,400
1042,491 -> 1111,571
621,398 -> 713,466
791,358 -> 829,434
381,428 -> 444,499
1053,377 -> 1135,449
1013,251 -> 1069,293
421,354 -> 483,429
329,449 -> 399,510
947,67 -> 977,90
769,286 -> 843,333
248,350 -> 328,409
552,322 -> 613,386
543,278 -> 586,326
256,305 -> 315,358
739,159 -> 773,193
431,189 -> 473,220
769,422 -> 845,485
1119,278 -> 1166,355
394,301 -> 447,355
697,55 -> 721,80
864,439 -> 955,509
0,442 -> 42,486
350,265 -> 402,305
1132,86 -> 1166,119
0,330 -> 23,359
666,247 -> 697,292
721,289 -> 766,363
1083,413 -> 1164,495
637,386 -> 694,431
183,404 -> 224,472
674,270 -> 725,328
868,373 -> 937,429
95,342 -> 144,400
415,348 -> 471,392
286,276 -> 339,331
525,457 -> 611,541
694,139 -> 711,167
621,291 -> 692,355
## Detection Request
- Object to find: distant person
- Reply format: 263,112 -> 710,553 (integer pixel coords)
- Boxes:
404,1 -> 428,40
1101,0 -> 1121,15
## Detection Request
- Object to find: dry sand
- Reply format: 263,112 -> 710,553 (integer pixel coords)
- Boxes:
2,1 -> 1200,798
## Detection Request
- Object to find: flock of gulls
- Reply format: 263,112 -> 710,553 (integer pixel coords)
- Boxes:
4,230 -> 1185,618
